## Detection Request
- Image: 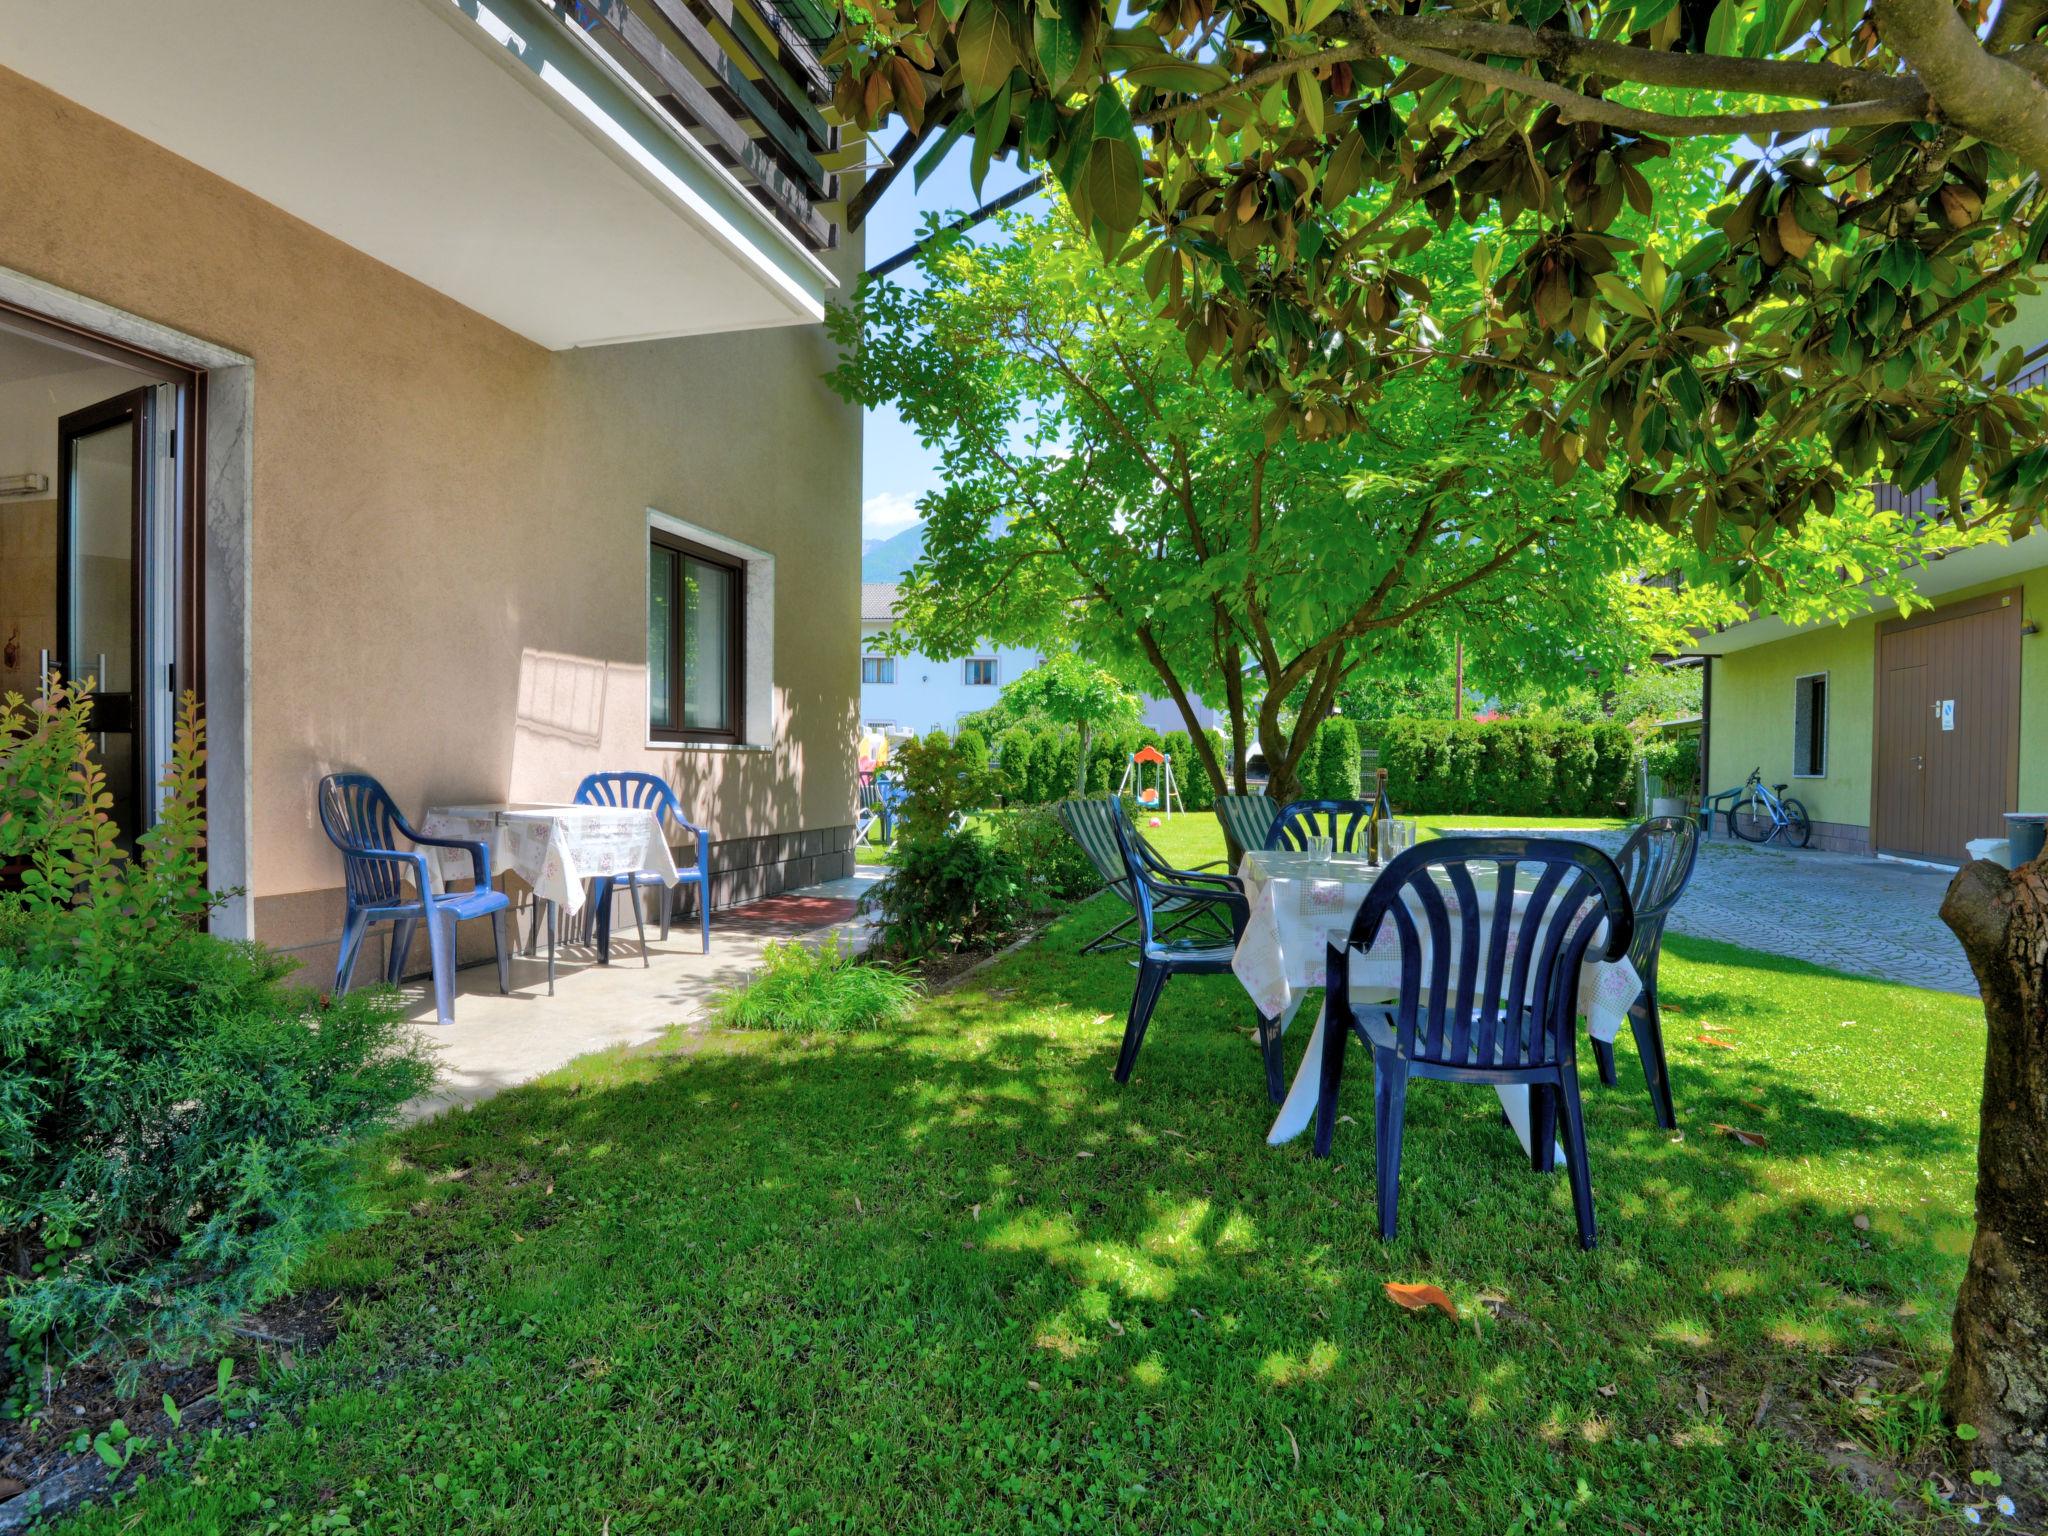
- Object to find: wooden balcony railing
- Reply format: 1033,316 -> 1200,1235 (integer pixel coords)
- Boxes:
556,0 -> 840,253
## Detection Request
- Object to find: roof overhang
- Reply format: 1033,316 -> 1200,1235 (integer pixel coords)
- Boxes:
0,0 -> 839,348
1683,529 -> 2048,656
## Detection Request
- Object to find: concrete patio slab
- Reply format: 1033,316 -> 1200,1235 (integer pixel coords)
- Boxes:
1469,828 -> 1975,995
393,866 -> 886,1118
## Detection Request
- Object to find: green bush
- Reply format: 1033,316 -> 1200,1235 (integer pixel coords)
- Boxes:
710,933 -> 919,1034
990,805 -> 1102,901
954,727 -> 989,777
1,686 -> 435,1389
1305,717 -> 1361,800
1378,716 -> 1643,816
1645,733 -> 1701,800
1587,722 -> 1639,814
868,733 -> 1027,956
1043,729 -> 1081,802
994,725 -> 1034,803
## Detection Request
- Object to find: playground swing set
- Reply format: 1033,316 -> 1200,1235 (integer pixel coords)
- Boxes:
1116,744 -> 1184,818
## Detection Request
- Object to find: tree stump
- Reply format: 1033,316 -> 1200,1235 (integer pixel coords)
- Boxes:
1940,856 -> 2048,1487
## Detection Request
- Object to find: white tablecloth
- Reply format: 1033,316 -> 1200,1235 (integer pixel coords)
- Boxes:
1228,849 -> 1642,1153
417,803 -> 679,916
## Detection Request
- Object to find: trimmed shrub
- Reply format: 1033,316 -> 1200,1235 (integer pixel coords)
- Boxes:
711,933 -> 918,1034
993,725 -> 1034,803
2,686 -> 435,1386
1587,722 -> 1638,815
1306,716 -> 1362,801
954,727 -> 989,777
1378,716 -> 1642,816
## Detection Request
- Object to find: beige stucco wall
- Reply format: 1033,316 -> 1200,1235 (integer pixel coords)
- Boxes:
1707,565 -> 2048,836
0,65 -> 860,947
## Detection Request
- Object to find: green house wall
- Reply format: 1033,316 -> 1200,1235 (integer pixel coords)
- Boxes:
1706,563 -> 2048,850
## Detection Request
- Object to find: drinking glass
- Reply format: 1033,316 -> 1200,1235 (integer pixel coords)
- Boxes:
1308,833 -> 1334,861
1384,817 -> 1417,855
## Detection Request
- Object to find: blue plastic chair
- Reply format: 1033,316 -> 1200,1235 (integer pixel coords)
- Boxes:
1090,798 -> 1268,1094
575,771 -> 712,961
1590,815 -> 1701,1129
1314,836 -> 1634,1250
317,773 -> 511,1026
1269,797 -> 1384,855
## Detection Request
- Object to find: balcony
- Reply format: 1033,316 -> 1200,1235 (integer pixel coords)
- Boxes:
559,0 -> 841,253
0,0 -> 854,345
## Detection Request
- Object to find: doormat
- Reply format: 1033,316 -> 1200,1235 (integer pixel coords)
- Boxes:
723,895 -> 862,927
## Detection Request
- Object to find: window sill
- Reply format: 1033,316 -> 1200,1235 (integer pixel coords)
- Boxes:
647,739 -> 774,753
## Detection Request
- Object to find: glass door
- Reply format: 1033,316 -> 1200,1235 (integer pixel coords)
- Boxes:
57,389 -> 152,846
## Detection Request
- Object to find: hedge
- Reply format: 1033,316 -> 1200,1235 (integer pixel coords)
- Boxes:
1377,717 -> 1638,817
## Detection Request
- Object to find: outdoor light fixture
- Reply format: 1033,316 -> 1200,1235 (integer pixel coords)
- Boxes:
0,473 -> 48,498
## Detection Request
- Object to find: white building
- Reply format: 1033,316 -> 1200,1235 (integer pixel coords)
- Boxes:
859,583 -> 1219,737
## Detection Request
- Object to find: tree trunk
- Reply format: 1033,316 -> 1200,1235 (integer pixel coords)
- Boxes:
1940,855 -> 2048,1486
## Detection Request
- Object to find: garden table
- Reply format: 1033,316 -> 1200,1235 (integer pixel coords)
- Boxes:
417,803 -> 680,989
1230,849 -> 1642,1160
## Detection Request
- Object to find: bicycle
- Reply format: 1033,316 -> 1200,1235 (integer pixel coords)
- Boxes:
1708,766 -> 1811,848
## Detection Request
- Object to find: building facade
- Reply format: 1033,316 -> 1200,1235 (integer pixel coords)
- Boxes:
0,0 -> 863,978
858,583 -> 1220,738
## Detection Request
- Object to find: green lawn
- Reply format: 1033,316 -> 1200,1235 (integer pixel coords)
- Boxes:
70,887 -> 1985,1534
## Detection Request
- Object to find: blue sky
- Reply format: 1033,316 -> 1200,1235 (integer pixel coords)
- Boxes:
857,145 -> 1045,543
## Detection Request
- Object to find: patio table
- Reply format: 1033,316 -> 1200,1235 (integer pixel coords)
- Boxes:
417,803 -> 680,988
1230,848 -> 1642,1159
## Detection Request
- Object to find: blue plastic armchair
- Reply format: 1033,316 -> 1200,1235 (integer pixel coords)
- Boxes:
1590,815 -> 1701,1129
1269,797 -> 1385,855
575,771 -> 712,961
1083,798 -> 1266,1097
1314,836 -> 1634,1250
317,773 -> 511,1025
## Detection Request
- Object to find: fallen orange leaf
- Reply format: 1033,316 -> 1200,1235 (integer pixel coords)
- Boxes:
1712,1123 -> 1769,1148
1384,1282 -> 1458,1319
1696,1035 -> 1737,1050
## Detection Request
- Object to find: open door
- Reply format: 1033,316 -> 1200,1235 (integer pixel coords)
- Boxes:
57,386 -> 169,848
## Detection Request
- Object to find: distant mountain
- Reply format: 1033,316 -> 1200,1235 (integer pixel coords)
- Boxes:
861,521 -> 925,581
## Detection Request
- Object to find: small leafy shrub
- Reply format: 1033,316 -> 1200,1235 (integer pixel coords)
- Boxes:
711,933 -> 918,1034
1378,716 -> 1642,816
1646,734 -> 1702,800
869,733 -> 1027,956
0,684 -> 435,1392
991,805 -> 1101,902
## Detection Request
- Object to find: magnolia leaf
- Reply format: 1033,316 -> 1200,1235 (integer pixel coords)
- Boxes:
1713,1123 -> 1769,1148
1034,7 -> 1083,89
1084,135 -> 1144,241
956,0 -> 1019,102
1384,1282 -> 1458,1319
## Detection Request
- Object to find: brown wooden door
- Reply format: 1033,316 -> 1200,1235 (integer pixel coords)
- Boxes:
1874,591 -> 2021,861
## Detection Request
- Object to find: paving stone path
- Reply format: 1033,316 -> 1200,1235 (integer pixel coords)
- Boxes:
1470,829 -> 1977,996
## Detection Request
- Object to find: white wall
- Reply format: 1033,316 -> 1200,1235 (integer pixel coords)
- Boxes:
860,620 -> 1040,732
859,619 -> 1222,736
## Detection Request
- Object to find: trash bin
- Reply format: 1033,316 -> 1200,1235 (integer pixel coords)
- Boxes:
2004,813 -> 2048,868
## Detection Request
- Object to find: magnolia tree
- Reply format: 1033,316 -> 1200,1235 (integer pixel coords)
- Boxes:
828,0 -> 2048,1474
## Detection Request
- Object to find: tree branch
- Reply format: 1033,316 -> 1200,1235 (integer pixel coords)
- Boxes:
1391,40 -> 1922,136
1876,0 -> 2048,173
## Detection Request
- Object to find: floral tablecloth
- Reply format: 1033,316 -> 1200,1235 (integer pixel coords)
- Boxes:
1228,849 -> 1642,1153
417,803 -> 679,916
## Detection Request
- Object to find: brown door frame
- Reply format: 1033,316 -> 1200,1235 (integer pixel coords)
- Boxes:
1870,586 -> 2022,857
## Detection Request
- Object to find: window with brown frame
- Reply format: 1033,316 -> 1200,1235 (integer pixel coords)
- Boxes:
648,530 -> 744,743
